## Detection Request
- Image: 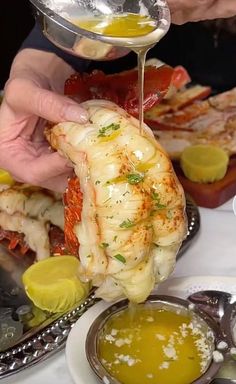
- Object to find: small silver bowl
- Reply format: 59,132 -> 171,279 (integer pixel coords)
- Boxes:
86,295 -> 225,384
29,0 -> 170,60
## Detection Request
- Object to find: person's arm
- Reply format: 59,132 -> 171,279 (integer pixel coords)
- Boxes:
21,22 -> 91,73
168,0 -> 236,24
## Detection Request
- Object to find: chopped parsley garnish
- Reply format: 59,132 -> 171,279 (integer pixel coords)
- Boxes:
103,197 -> 112,204
98,123 -> 120,138
99,242 -> 109,249
127,173 -> 144,185
120,219 -> 135,228
151,192 -> 160,200
95,180 -> 101,185
151,191 -> 166,209
114,254 -> 126,264
155,202 -> 167,209
166,210 -> 173,219
113,235 -> 117,242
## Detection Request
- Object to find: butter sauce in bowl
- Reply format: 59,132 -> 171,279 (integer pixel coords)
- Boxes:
86,295 -> 225,384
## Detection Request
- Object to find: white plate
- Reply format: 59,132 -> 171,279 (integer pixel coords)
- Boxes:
66,276 -> 236,384
156,275 -> 236,297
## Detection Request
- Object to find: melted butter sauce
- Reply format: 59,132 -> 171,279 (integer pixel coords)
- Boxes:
98,304 -> 213,384
74,14 -> 156,37
136,48 -> 148,135
73,13 -> 162,134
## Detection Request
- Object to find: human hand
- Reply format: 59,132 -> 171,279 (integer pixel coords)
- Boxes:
167,0 -> 236,24
0,49 -> 88,192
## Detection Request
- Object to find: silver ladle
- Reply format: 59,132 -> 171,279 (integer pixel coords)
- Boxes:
188,291 -> 236,384
188,290 -> 236,325
29,0 -> 171,60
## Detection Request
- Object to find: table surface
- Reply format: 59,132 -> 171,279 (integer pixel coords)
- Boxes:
1,198 -> 236,384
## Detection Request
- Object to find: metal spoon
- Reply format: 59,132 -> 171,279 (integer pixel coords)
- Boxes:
187,290 -> 236,324
212,379 -> 236,383
187,291 -> 236,383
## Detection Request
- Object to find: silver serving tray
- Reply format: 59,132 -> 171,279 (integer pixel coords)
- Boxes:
178,195 -> 200,258
0,196 -> 200,378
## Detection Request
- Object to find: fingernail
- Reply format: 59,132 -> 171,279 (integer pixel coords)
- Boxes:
64,105 -> 88,123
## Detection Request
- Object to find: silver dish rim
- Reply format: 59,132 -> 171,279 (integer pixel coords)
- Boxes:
178,195 -> 200,258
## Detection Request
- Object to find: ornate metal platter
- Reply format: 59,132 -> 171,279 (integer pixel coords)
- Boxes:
178,195 -> 200,258
0,196 -> 200,379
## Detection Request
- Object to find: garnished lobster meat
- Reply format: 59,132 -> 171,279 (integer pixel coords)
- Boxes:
64,65 -> 190,116
46,99 -> 187,303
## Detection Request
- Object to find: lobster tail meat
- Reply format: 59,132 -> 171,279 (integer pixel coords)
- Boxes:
46,100 -> 187,303
0,185 -> 65,261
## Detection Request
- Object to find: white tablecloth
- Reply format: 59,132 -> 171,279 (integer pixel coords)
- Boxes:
2,199 -> 236,384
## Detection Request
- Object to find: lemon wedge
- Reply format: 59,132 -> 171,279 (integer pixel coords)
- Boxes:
180,144 -> 229,183
0,169 -> 14,186
22,256 -> 90,313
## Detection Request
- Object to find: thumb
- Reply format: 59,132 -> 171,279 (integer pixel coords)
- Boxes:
4,78 -> 88,123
